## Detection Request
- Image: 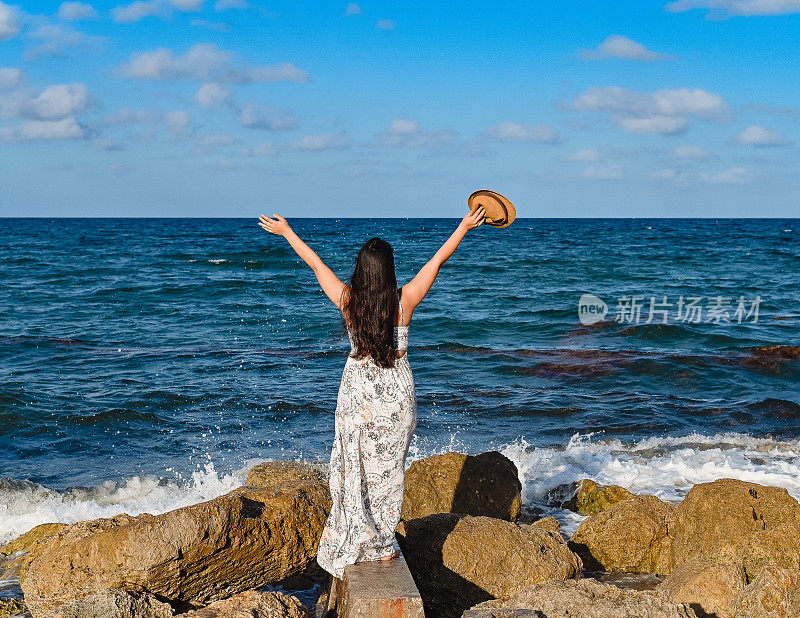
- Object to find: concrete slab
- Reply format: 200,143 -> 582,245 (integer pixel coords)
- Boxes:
461,609 -> 542,618
322,554 -> 425,618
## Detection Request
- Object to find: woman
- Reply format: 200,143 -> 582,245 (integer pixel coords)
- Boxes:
257,207 -> 486,579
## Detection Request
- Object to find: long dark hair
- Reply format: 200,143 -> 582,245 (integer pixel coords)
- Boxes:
342,237 -> 398,368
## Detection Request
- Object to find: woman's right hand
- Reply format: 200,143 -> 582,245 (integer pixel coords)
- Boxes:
258,213 -> 292,237
460,206 -> 485,231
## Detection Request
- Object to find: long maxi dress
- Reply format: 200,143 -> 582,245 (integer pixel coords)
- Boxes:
316,292 -> 417,579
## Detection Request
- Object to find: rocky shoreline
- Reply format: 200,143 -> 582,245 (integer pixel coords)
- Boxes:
2,452 -> 800,617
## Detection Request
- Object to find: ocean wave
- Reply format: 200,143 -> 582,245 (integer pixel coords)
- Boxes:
0,460 -> 247,545
4,432 -> 800,546
502,431 -> 800,505
500,431 -> 800,536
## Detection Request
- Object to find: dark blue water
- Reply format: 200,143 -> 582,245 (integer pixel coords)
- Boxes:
1,218 -> 799,542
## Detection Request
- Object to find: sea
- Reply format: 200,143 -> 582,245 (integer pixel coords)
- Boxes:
1,217 -> 799,545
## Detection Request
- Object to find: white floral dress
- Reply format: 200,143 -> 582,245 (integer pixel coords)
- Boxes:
316,293 -> 416,579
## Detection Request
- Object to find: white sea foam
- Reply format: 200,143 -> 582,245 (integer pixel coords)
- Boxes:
4,432 -> 800,546
0,461 -> 248,545
500,431 -> 800,535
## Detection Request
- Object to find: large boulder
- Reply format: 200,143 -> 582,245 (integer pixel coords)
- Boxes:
182,589 -> 310,618
563,479 -> 635,516
42,589 -> 174,618
464,578 -> 699,618
245,461 -> 327,490
569,494 -> 674,575
401,452 -> 522,522
22,464 -> 331,617
524,516 -> 561,535
1,523 -> 67,556
729,564 -> 800,618
657,558 -> 746,618
668,478 -> 800,582
12,515 -> 139,583
397,512 -> 581,618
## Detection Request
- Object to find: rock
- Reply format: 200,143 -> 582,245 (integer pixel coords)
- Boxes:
0,598 -> 26,617
729,565 -> 800,618
658,558 -> 746,618
737,525 -> 800,586
515,504 -> 545,524
397,513 -> 581,618
465,578 -> 699,618
245,461 -> 327,490
569,494 -> 674,575
564,479 -> 634,516
0,523 -> 68,556
529,516 -> 561,535
401,452 -> 522,522
12,515 -> 139,583
43,589 -> 174,618
182,590 -> 310,618
668,478 -> 800,582
22,463 -> 331,617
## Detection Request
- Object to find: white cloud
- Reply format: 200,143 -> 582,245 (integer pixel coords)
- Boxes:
31,83 -> 89,118
571,86 -> 729,119
569,86 -> 732,135
376,19 -> 395,29
0,117 -> 87,140
0,2 -> 21,42
649,168 -> 687,182
0,67 -> 23,91
111,0 -> 207,23
104,107 -> 161,125
195,82 -> 232,106
243,141 -> 276,156
389,118 -> 419,134
169,0 -> 204,9
91,136 -> 123,150
485,121 -> 562,144
700,166 -> 752,183
564,148 -> 600,162
58,2 -> 98,20
111,0 -> 164,22
734,124 -> 786,146
102,106 -> 200,136
674,145 -> 709,158
190,19 -> 230,31
238,101 -> 297,130
119,43 -> 308,83
665,0 -> 800,16
163,109 -> 192,134
196,132 -> 235,146
215,0 -> 247,9
745,103 -> 800,119
0,82 -> 89,120
345,2 -> 361,15
373,117 -> 457,150
287,134 -> 351,151
583,164 -> 623,179
580,35 -> 674,61
616,115 -> 689,134
24,24 -> 103,60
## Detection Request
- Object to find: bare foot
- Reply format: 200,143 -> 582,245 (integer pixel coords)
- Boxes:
379,550 -> 400,561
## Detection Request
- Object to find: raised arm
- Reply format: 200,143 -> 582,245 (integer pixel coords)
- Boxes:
258,213 -> 347,309
401,206 -> 485,312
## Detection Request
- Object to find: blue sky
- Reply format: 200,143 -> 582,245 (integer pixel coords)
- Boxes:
1,0 -> 799,217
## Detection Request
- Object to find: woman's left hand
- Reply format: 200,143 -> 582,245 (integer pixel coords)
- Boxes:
259,213 -> 291,237
460,206 -> 485,231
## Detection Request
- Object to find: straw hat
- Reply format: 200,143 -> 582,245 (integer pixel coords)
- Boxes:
468,189 -> 516,228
